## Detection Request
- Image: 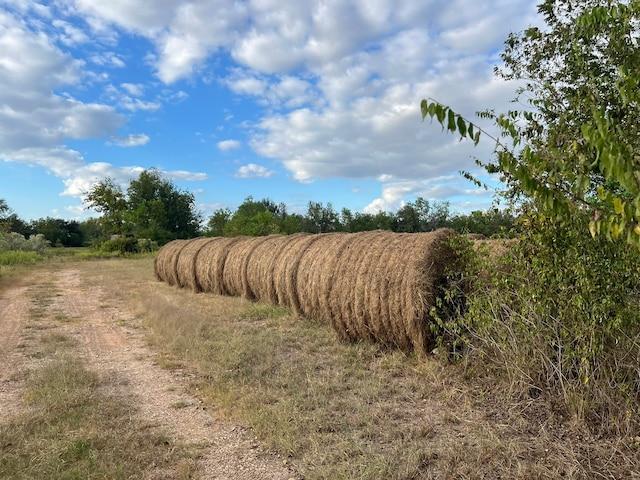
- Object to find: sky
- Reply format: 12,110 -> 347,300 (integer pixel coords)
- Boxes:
0,0 -> 541,222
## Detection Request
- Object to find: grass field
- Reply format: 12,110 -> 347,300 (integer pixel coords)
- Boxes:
1,253 -> 639,478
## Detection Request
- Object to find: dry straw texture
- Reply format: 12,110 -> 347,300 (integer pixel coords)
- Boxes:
175,237 -> 219,292
154,239 -> 189,286
154,229 -> 458,355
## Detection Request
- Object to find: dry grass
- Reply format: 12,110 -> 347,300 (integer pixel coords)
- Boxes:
0,357 -> 197,480
0,264 -> 198,479
93,256 -> 640,479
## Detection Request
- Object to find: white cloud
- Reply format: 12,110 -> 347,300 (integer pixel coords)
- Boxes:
90,51 -> 125,68
235,163 -> 275,179
121,82 -> 144,96
52,18 -> 89,46
363,174 -> 494,214
165,170 -> 208,181
103,83 -> 162,112
217,139 -> 241,151
109,133 -> 150,147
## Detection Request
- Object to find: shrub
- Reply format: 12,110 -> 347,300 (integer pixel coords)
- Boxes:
0,232 -> 49,254
439,211 -> 640,435
99,237 -> 138,254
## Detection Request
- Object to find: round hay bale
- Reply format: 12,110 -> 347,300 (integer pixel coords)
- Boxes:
222,237 -> 269,298
273,234 -> 322,314
175,237 -> 220,292
401,229 -> 458,354
154,239 -> 190,286
245,234 -> 299,304
466,233 -> 486,241
346,231 -> 390,342
239,235 -> 280,299
327,232 -> 375,341
295,233 -> 344,322
196,237 -> 245,295
355,231 -> 405,347
322,229 -> 458,354
313,234 -> 353,332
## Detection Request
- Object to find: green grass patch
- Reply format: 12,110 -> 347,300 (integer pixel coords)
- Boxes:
0,251 -> 41,266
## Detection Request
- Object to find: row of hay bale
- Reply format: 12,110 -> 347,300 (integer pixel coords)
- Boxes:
154,229 -> 458,355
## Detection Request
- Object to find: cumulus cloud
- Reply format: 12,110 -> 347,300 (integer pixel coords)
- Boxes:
217,139 -> 241,151
164,169 -> 209,181
1,0 -> 542,218
109,133 -> 150,147
90,51 -> 125,67
235,163 -> 275,179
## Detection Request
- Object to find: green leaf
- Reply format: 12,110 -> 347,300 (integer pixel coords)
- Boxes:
456,116 -> 467,138
614,197 -> 624,215
436,105 -> 446,125
420,99 -> 428,120
447,109 -> 456,132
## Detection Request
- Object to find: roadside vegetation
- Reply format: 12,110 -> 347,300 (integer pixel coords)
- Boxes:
424,0 -> 640,445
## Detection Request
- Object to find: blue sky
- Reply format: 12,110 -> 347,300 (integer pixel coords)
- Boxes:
0,0 -> 540,222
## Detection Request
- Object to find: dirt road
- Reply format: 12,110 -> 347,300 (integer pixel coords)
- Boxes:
0,266 -> 297,479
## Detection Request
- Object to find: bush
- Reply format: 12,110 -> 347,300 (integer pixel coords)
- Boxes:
136,238 -> 159,253
97,237 -> 158,255
0,232 -> 49,254
99,237 -> 138,254
443,213 -> 640,435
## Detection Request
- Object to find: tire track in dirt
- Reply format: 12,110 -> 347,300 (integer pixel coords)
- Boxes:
2,269 -> 297,480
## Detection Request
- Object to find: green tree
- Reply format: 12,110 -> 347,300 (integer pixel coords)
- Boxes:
302,201 -> 340,233
205,208 -> 232,237
85,169 -> 202,244
448,208 -> 515,237
126,169 -> 202,242
340,208 -> 385,232
84,178 -> 128,236
0,200 -> 28,235
224,197 -> 281,236
30,218 -> 84,247
424,1 -> 640,243
78,218 -> 104,245
422,0 -> 640,433
391,198 -> 450,232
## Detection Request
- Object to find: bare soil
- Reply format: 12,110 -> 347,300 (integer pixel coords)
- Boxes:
0,267 -> 297,480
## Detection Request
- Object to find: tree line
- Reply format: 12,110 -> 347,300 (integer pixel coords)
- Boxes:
203,195 -> 514,238
0,171 -> 514,250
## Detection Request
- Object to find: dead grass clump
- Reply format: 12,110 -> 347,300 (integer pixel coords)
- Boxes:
154,239 -> 189,286
196,237 -> 245,295
175,237 -> 219,292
